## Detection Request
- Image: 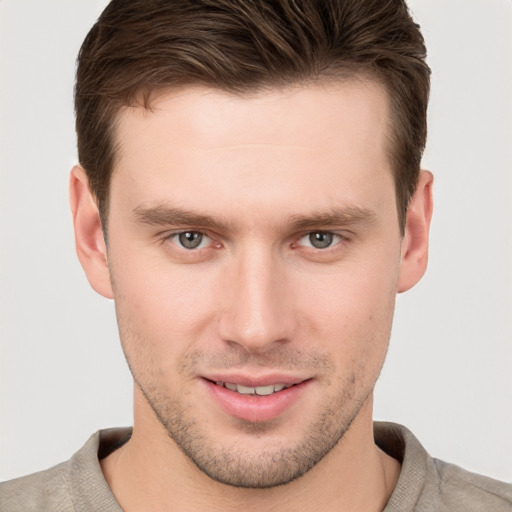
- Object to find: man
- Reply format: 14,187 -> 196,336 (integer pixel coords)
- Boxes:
1,0 -> 511,510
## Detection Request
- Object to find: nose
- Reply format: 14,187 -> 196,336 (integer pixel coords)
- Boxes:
217,245 -> 296,353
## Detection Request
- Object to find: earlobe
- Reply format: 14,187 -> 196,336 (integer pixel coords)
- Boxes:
69,165 -> 114,299
397,170 -> 434,293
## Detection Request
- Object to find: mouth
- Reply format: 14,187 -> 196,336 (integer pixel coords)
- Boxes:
203,376 -> 311,423
212,381 -> 295,396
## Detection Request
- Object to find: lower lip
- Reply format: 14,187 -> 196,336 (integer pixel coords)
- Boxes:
203,379 -> 310,423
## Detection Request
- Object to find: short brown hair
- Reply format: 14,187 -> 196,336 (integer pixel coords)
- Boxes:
75,0 -> 430,232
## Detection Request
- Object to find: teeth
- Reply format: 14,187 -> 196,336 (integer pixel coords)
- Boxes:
255,385 -> 274,396
216,382 -> 292,395
236,384 -> 255,395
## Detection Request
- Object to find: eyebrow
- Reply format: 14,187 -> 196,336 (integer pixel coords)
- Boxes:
132,204 -> 377,232
132,204 -> 234,232
288,207 -> 377,231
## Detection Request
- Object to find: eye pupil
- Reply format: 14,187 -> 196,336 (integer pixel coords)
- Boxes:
178,231 -> 203,249
309,232 -> 333,249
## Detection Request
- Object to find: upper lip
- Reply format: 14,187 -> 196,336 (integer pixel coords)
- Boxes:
202,373 -> 310,387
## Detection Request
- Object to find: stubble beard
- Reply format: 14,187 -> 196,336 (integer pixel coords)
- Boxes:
131,350 -> 373,489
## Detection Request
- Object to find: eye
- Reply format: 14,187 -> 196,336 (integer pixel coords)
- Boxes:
172,231 -> 211,250
298,231 -> 342,249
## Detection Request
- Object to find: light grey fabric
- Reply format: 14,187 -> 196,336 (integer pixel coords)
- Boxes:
374,422 -> 512,511
0,429 -> 127,512
1,423 -> 511,511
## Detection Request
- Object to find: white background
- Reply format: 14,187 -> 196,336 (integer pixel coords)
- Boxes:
1,0 -> 511,482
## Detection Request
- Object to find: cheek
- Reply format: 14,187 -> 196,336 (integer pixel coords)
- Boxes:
295,259 -> 398,331
292,253 -> 398,376
110,252 -> 221,350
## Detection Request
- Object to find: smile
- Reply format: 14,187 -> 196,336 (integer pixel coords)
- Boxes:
214,381 -> 294,396
205,378 -> 310,422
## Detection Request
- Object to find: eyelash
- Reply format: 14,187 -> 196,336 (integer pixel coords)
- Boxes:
160,229 -> 349,253
294,231 -> 346,250
163,231 -> 220,251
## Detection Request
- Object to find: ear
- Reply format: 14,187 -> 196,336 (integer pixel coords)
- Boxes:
397,170 -> 434,293
69,165 -> 114,299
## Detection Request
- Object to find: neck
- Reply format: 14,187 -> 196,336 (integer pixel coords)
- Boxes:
101,391 -> 400,512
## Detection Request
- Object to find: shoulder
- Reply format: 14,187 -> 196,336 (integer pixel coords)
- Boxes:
0,429 -> 129,512
432,458 -> 512,511
0,461 -> 75,512
375,422 -> 512,512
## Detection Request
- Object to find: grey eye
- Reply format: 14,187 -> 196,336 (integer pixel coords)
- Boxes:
178,231 -> 204,249
308,232 -> 333,249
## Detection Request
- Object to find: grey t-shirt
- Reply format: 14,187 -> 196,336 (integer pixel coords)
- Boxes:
1,422 -> 511,511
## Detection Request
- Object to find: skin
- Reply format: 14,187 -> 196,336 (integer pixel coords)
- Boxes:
70,80 -> 433,511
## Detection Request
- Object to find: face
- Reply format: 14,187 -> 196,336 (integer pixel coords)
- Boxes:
103,82 -> 404,487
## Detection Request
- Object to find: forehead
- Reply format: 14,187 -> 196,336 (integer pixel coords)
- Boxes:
116,79 -> 390,151
110,81 -> 394,220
